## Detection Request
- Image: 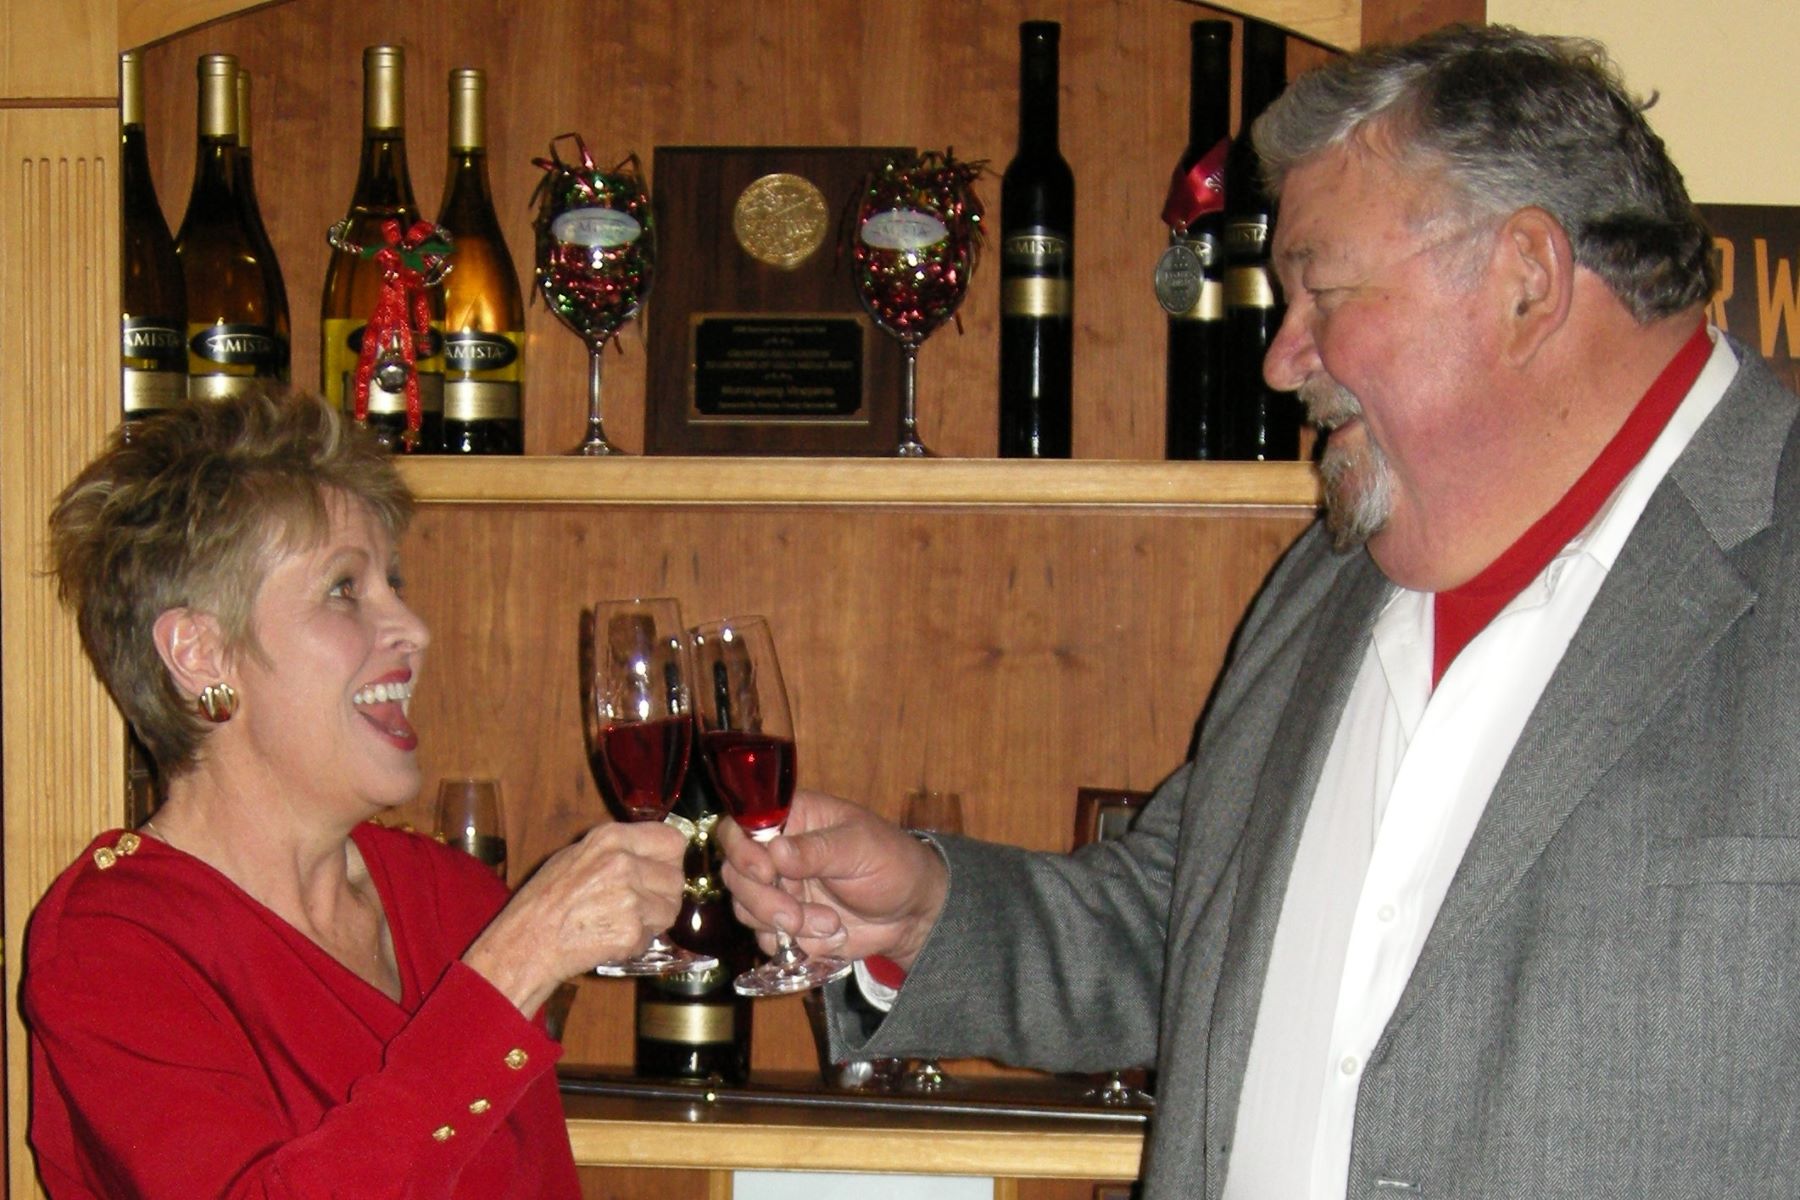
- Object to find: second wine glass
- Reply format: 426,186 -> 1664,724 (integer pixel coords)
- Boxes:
584,597 -> 716,977
690,615 -> 852,996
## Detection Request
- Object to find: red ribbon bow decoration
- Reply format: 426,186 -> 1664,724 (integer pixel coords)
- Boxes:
326,217 -> 453,451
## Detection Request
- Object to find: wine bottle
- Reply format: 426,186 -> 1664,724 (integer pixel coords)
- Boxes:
998,20 -> 1074,459
119,50 -> 187,429
321,45 -> 446,453
1159,20 -> 1232,460
634,772 -> 754,1086
174,53 -> 283,402
1218,19 -> 1297,461
233,66 -> 291,381
436,67 -> 525,455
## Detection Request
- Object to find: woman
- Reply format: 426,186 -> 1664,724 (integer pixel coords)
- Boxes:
25,390 -> 687,1198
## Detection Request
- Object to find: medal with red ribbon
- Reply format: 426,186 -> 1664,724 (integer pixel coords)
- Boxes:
326,217 -> 454,451
1160,138 -> 1229,233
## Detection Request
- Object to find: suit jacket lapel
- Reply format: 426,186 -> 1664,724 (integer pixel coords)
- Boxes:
1203,550 -> 1391,1194
1380,342 -> 1791,1045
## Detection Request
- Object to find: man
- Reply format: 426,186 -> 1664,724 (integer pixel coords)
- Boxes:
722,25 -> 1800,1198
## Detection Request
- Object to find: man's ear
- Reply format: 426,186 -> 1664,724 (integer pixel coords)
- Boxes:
1493,206 -> 1575,367
152,607 -> 229,699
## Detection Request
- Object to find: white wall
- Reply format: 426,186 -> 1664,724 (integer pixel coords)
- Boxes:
1488,0 -> 1800,205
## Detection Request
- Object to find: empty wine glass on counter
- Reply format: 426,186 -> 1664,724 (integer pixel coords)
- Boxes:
583,597 -> 717,977
436,777 -> 507,879
532,135 -> 654,456
690,615 -> 851,996
850,151 -> 984,456
897,788 -> 965,1094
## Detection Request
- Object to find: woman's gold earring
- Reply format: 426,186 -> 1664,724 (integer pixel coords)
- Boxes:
196,682 -> 238,723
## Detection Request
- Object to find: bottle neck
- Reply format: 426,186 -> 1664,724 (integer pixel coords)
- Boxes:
1187,32 -> 1231,153
353,132 -> 418,213
1017,34 -> 1060,153
1239,24 -> 1287,131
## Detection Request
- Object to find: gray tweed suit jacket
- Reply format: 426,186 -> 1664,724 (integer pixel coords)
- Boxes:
839,342 -> 1800,1197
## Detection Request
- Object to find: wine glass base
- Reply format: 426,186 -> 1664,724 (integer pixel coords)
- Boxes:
733,954 -> 853,997
898,1061 -> 956,1093
894,440 -> 934,458
1082,1075 -> 1155,1108
570,439 -> 623,456
593,946 -> 719,978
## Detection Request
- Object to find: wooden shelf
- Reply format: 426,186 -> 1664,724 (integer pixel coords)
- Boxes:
561,1086 -> 1144,1180
398,456 -> 1322,511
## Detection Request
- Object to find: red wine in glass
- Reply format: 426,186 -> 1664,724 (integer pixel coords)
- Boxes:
689,615 -> 851,996
590,714 -> 693,824
698,730 -> 794,839
584,597 -> 715,978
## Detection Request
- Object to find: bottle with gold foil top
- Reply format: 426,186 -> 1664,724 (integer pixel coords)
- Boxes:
634,773 -> 754,1085
120,50 -> 187,428
437,68 -> 524,454
233,66 -> 290,381
321,45 -> 445,453
175,53 -> 284,401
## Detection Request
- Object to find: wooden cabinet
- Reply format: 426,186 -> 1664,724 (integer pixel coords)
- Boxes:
0,0 -> 1476,1194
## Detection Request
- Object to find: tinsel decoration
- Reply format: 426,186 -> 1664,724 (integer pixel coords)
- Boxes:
326,217 -> 454,450
849,150 -> 985,346
530,134 -> 654,349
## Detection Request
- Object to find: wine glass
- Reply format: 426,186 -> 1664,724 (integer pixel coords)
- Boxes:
850,151 -> 984,457
897,788 -> 964,1094
583,597 -> 717,977
1073,788 -> 1156,1108
689,615 -> 851,996
532,135 -> 654,456
436,777 -> 507,879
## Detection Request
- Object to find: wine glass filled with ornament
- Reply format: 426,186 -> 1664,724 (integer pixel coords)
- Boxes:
532,135 -> 654,456
850,151 -> 983,457
582,597 -> 717,977
689,615 -> 851,996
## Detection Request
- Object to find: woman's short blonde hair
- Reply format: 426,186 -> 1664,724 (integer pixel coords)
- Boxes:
49,390 -> 413,777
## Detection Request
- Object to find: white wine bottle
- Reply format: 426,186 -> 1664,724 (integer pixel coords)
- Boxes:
321,45 -> 445,452
233,66 -> 290,381
120,49 -> 187,428
437,67 -> 524,454
175,53 -> 283,402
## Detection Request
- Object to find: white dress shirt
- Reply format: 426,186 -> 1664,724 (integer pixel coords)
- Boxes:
1222,331 -> 1739,1199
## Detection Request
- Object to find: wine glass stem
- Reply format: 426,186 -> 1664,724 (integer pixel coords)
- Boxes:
898,345 -> 920,445
586,344 -> 608,445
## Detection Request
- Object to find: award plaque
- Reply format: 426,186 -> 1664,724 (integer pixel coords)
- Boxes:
645,146 -> 911,455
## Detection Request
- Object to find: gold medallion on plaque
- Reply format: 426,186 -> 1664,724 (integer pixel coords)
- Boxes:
732,173 -> 830,269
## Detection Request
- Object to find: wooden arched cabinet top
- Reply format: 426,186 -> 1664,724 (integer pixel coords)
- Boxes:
118,0 -> 1367,58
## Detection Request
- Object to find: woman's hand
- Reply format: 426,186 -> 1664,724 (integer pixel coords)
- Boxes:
717,788 -> 948,970
463,820 -> 689,1016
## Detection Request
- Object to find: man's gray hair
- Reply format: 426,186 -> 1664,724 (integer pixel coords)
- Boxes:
1253,24 -> 1715,322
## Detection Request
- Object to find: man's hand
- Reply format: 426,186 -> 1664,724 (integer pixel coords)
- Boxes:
717,788 -> 949,969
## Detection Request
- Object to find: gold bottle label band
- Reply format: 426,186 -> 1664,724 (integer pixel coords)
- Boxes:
1171,279 -> 1226,322
1226,266 -> 1278,310
122,367 -> 187,412
188,372 -> 268,403
444,380 -> 520,422
637,1001 -> 736,1045
1002,276 -> 1072,318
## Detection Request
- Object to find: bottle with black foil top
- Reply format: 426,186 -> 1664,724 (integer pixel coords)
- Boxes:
120,50 -> 187,428
998,20 -> 1074,458
232,65 -> 290,381
1219,18 -> 1296,461
634,772 -> 755,1085
321,45 -> 446,452
437,68 -> 525,455
1158,20 -> 1232,459
175,53 -> 284,402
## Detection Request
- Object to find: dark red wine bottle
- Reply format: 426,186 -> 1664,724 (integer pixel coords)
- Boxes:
120,50 -> 187,429
1219,18 -> 1296,461
232,66 -> 290,382
635,772 -> 755,1086
1160,20 -> 1232,459
998,20 -> 1074,458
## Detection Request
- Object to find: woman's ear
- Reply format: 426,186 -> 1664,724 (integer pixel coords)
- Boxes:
152,608 -> 229,699
1493,206 -> 1575,366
